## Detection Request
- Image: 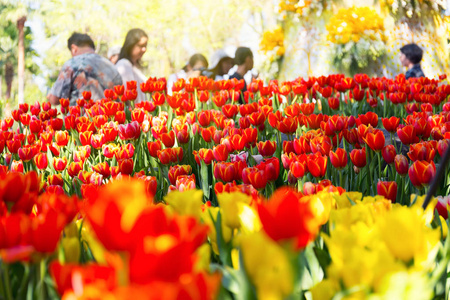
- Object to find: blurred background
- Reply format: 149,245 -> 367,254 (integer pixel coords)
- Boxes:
2,0 -> 450,115
0,0 -> 278,112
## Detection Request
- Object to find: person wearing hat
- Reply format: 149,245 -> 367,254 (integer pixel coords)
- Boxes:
108,45 -> 121,64
208,49 -> 234,81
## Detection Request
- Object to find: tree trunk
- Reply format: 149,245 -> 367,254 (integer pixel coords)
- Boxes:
0,74 -> 3,99
5,62 -> 13,100
17,16 -> 27,105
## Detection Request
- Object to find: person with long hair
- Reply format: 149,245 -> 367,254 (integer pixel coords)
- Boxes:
167,53 -> 208,95
116,28 -> 148,102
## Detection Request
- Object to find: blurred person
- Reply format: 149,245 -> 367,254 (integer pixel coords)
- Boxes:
107,45 -> 121,64
47,33 -> 122,106
400,43 -> 425,79
229,47 -> 254,104
116,28 -> 148,102
167,53 -> 208,95
208,49 -> 234,81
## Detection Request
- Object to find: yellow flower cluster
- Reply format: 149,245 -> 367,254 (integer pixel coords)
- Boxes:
326,6 -> 385,45
279,0 -> 312,15
260,27 -> 285,57
311,193 -> 442,300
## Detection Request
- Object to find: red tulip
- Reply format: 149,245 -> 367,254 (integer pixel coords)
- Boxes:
327,97 -> 339,110
394,154 -> 408,176
329,148 -> 348,169
382,117 -> 400,133
364,130 -> 385,151
407,142 -> 436,162
257,187 -> 321,250
257,140 -> 277,157
397,125 -> 417,145
436,196 -> 450,219
307,153 -> 327,178
160,130 -> 175,148
277,117 -> 298,134
147,140 -> 162,158
230,134 -> 246,152
195,148 -> 214,165
93,162 -> 111,178
18,145 -> 37,162
79,131 -> 93,146
168,165 -> 192,185
381,145 -> 396,164
53,157 -> 68,172
377,181 -> 397,202
67,161 -> 83,177
213,144 -> 229,162
34,152 -> 48,170
118,121 -> 141,140
257,157 -> 280,182
290,160 -> 307,179
408,160 -> 436,188
243,167 -> 267,190
118,158 -> 133,175
197,111 -> 211,127
350,148 -> 367,168
157,149 -> 172,165
310,136 -> 332,156
438,139 -> 449,157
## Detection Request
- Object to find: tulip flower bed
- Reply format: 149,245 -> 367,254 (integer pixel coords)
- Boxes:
0,73 -> 450,299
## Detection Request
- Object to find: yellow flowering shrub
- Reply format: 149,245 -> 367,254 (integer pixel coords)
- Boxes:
260,27 -> 285,57
278,0 -> 333,17
326,6 -> 385,45
326,6 -> 386,75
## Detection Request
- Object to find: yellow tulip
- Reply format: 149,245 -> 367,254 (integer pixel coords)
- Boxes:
194,243 -> 211,272
62,237 -> 80,263
377,206 -> 440,264
164,189 -> 203,220
239,232 -> 294,300
217,192 -> 252,229
310,279 -> 339,300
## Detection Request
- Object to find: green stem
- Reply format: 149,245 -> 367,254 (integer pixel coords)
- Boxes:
3,263 -> 12,300
39,259 -> 46,300
377,152 -> 382,182
365,145 -> 372,196
339,169 -> 343,189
